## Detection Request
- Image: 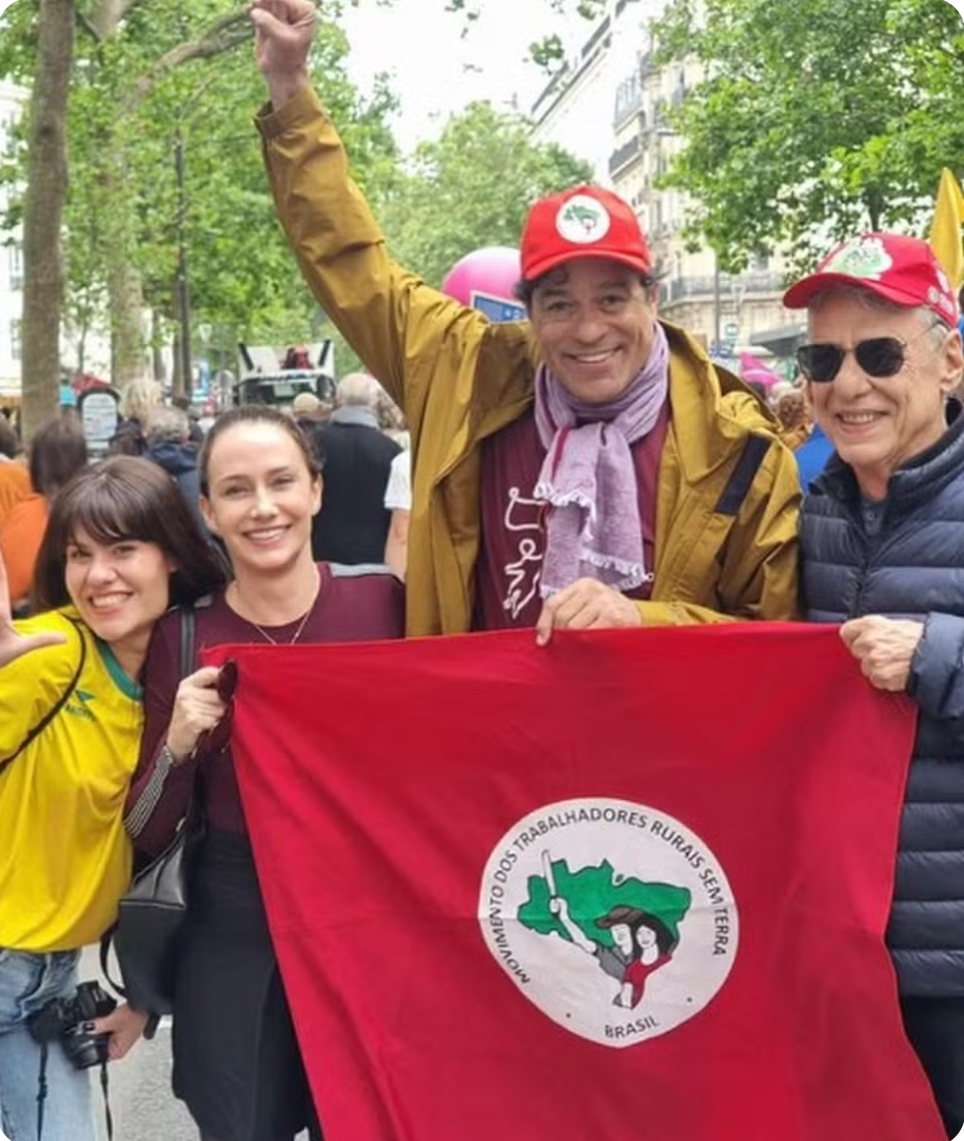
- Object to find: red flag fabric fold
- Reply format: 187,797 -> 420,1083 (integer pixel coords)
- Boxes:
206,624 -> 943,1141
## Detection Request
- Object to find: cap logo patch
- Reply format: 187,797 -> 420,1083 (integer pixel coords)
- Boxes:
821,236 -> 893,281
557,194 -> 612,244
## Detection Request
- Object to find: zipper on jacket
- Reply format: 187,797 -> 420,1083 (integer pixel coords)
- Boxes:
846,501 -> 885,619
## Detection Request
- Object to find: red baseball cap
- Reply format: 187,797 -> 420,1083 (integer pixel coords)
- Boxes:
520,185 -> 652,283
783,232 -> 960,325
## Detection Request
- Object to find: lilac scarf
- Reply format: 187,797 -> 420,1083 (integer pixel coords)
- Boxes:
534,324 -> 670,596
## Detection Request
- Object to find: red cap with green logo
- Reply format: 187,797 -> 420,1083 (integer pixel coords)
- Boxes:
783,233 -> 960,325
520,185 -> 652,283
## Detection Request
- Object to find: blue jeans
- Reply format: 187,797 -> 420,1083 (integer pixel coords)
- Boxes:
0,948 -> 96,1141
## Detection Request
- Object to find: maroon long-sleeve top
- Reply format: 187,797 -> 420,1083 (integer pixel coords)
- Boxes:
127,563 -> 404,858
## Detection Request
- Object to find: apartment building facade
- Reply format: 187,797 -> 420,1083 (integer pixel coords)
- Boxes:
529,1 -> 800,371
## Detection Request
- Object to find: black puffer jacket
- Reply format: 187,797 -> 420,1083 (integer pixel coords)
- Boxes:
802,410 -> 964,997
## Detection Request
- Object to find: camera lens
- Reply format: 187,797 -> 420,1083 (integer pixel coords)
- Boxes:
61,1023 -> 111,1070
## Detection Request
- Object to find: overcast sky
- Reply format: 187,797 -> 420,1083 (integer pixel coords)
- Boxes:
339,0 -> 584,150
341,0 -> 964,152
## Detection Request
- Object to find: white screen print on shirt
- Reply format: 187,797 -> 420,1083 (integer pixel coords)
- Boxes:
502,486 -> 544,620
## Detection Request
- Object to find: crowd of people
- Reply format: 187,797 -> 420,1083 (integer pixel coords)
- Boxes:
1,0 -> 964,1137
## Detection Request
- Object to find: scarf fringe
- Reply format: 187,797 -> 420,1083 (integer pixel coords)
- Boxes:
533,483 -> 598,535
579,548 -> 646,591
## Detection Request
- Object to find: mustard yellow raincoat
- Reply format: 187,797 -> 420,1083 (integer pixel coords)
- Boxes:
258,88 -> 800,636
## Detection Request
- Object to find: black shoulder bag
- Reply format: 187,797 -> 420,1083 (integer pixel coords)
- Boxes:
102,605 -> 201,1017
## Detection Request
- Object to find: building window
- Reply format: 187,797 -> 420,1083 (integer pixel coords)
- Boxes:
8,244 -> 22,290
0,111 -> 17,155
751,252 -> 770,271
10,318 -> 20,361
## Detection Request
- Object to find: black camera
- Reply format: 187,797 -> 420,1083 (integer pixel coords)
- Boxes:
27,980 -> 117,1070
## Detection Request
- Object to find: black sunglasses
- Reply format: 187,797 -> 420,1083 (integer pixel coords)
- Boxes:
796,323 -> 941,384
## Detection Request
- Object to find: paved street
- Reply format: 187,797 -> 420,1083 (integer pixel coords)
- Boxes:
79,948 -> 195,1141
80,948 -> 308,1141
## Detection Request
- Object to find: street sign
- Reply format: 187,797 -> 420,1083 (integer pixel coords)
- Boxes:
470,290 -> 527,324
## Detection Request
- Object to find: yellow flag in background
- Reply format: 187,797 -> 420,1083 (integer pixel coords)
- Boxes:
929,168 -> 964,293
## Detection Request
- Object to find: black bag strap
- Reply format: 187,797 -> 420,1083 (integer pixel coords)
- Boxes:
0,616 -> 86,777
101,604 -> 196,1018
179,604 -> 195,679
714,435 -> 772,517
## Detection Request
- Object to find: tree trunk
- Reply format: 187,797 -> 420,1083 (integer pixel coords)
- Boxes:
108,256 -> 147,385
21,0 -> 74,441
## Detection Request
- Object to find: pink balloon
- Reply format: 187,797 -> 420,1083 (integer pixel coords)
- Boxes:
441,246 -> 522,306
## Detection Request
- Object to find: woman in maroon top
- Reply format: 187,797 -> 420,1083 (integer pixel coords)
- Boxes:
125,406 -> 403,1141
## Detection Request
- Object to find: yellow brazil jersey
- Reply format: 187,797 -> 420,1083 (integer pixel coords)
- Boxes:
0,607 -> 142,952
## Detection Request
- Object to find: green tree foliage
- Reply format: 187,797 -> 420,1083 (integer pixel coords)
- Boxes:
652,0 -> 964,273
377,100 -> 593,288
1,0 -> 399,389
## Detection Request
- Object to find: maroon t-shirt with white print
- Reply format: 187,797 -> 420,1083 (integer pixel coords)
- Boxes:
474,405 -> 668,630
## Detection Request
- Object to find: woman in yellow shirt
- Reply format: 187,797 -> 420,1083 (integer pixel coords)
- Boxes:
0,455 -> 225,1141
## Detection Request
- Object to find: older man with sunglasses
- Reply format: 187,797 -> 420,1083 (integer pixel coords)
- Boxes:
785,232 -> 964,1138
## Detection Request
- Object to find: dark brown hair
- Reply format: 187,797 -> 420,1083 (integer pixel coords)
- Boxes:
29,415 -> 89,497
0,418 -> 19,459
513,268 -> 660,310
34,456 -> 227,611
198,405 -> 322,497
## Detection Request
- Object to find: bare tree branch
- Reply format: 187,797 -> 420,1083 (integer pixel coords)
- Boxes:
90,0 -> 143,40
75,8 -> 103,42
128,10 -> 253,107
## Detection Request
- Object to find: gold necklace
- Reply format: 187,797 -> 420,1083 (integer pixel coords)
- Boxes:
230,576 -> 318,646
247,607 -> 313,646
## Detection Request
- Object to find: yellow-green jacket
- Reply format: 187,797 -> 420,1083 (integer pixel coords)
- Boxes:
258,87 -> 800,636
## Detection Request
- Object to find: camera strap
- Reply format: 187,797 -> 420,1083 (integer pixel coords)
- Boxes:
100,1060 -> 114,1141
35,1041 -> 48,1141
35,1046 -> 114,1141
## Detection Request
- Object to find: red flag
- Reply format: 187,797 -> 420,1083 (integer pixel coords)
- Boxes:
208,625 -> 944,1141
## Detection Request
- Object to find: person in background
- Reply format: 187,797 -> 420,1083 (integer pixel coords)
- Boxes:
0,418 -> 30,528
793,386 -> 834,491
196,401 -> 218,436
144,405 -> 207,538
124,405 -> 403,1141
787,232 -> 964,1138
309,373 -> 401,565
171,395 -> 205,446
383,430 -> 411,578
251,0 -> 801,638
773,387 -> 810,450
108,379 -> 162,457
0,456 -> 226,1141
291,390 -> 330,428
0,415 -> 89,613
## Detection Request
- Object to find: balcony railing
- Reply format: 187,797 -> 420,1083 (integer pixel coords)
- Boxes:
608,136 -> 643,177
660,271 -> 785,304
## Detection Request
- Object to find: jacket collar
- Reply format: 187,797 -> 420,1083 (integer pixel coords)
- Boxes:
663,321 -> 780,482
329,405 -> 380,429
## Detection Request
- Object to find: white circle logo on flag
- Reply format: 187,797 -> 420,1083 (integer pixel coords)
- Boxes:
556,195 -> 612,244
478,798 -> 739,1048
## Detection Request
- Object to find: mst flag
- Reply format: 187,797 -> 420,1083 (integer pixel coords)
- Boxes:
208,624 -> 943,1141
